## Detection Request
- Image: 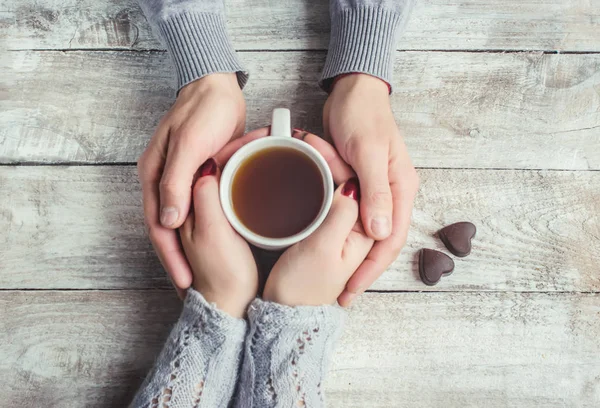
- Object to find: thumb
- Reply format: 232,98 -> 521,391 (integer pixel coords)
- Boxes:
159,130 -> 212,229
352,144 -> 392,240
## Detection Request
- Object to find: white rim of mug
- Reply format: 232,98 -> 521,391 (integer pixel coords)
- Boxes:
220,136 -> 334,248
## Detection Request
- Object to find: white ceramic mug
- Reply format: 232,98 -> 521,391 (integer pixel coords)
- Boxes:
220,108 -> 334,250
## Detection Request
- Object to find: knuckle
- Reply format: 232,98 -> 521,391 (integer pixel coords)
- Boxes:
344,136 -> 383,164
367,189 -> 392,206
159,179 -> 183,196
343,136 -> 362,162
147,224 -> 162,244
344,232 -> 365,251
172,126 -> 196,144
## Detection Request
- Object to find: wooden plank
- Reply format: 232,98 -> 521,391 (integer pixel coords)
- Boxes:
2,0 -> 599,51
1,291 -> 599,407
2,51 -> 600,169
1,166 -> 599,292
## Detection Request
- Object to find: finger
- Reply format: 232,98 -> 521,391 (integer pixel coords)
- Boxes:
169,275 -> 188,300
338,174 -> 417,307
191,158 -> 229,235
159,128 -> 212,229
341,220 -> 375,274
337,237 -> 395,308
292,129 -> 355,185
141,179 -> 193,289
139,122 -> 193,291
351,142 -> 393,241
214,127 -> 271,166
181,203 -> 195,240
306,179 -> 360,253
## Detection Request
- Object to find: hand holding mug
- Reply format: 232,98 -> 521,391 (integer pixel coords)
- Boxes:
324,74 -> 420,305
263,179 -> 374,306
179,158 -> 258,318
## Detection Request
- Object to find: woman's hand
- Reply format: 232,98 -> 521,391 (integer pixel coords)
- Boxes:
323,73 -> 420,306
138,73 -> 246,295
179,158 -> 257,318
263,179 -> 375,306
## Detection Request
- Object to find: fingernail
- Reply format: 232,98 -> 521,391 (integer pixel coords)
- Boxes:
341,177 -> 360,200
292,128 -> 308,140
160,207 -> 179,227
198,158 -> 217,177
371,216 -> 391,238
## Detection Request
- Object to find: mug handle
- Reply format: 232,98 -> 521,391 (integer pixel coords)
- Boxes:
270,108 -> 291,138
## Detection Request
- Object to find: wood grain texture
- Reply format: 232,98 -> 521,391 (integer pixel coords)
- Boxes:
2,0 -> 599,51
1,291 -> 599,407
1,166 -> 598,292
2,51 -> 600,169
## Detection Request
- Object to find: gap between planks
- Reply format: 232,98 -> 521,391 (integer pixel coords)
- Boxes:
3,50 -> 599,168
1,289 -> 599,294
2,163 -> 600,172
7,49 -> 600,54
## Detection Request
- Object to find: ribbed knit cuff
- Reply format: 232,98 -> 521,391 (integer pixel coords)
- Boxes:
321,6 -> 403,92
157,12 -> 249,91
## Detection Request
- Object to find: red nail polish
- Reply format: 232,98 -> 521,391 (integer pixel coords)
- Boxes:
198,158 -> 217,177
342,177 -> 360,200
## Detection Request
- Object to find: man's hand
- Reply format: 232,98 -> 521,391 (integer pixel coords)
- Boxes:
323,74 -> 419,306
137,73 -> 246,294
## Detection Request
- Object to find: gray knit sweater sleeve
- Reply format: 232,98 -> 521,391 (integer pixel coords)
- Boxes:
321,0 -> 416,91
129,288 -> 247,408
234,299 -> 347,407
137,0 -> 248,90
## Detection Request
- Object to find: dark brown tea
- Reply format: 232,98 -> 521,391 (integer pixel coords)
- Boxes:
232,147 -> 324,238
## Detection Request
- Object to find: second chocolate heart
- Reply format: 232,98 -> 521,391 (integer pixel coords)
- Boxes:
439,221 -> 476,257
419,249 -> 455,286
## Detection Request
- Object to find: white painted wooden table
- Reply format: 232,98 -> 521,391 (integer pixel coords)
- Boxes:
1,1 -> 599,406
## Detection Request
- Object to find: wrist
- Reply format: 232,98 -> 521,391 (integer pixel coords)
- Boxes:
183,289 -> 248,334
263,285 -> 333,307
179,72 -> 242,97
331,73 -> 390,95
196,289 -> 248,319
193,280 -> 256,319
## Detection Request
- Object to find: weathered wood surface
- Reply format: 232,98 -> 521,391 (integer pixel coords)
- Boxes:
1,291 -> 599,407
2,0 -> 600,51
2,51 -> 600,168
2,166 -> 598,292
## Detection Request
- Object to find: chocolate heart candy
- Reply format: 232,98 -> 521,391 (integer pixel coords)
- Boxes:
439,221 -> 476,257
419,249 -> 455,286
